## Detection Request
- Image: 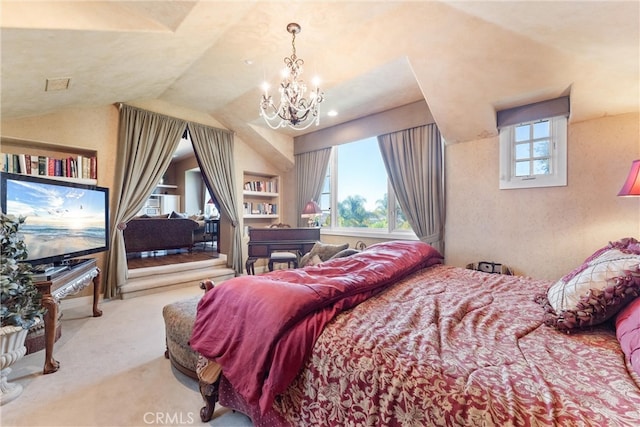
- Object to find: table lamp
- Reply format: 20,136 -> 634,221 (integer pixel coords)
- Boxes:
301,200 -> 322,227
618,159 -> 640,196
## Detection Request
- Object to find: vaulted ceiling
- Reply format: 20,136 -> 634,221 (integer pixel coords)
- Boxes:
1,1 -> 638,168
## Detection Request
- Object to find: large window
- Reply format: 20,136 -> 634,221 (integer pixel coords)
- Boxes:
319,137 -> 412,235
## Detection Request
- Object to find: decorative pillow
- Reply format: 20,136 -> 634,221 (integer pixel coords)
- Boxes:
169,211 -> 186,219
300,242 -> 349,267
615,296 -> 640,378
535,238 -> 640,333
329,248 -> 360,260
307,255 -> 323,266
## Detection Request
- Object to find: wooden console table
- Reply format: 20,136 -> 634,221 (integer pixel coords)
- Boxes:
34,258 -> 102,374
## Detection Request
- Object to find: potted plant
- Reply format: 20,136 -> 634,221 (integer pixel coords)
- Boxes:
0,213 -> 45,405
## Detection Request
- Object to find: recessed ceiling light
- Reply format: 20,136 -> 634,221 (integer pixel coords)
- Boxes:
327,110 -> 338,117
45,77 -> 71,91
244,59 -> 254,65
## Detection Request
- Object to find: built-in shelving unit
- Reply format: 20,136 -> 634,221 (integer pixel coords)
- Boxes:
139,185 -> 180,216
157,184 -> 178,191
242,172 -> 280,221
1,137 -> 98,185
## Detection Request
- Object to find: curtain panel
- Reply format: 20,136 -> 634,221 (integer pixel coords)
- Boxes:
188,122 -> 243,275
104,105 -> 187,298
377,124 -> 445,253
295,148 -> 331,227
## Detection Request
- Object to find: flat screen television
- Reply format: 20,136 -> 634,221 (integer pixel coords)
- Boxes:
1,172 -> 109,269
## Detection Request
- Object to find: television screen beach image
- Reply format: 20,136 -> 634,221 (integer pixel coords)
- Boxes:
2,174 -> 109,266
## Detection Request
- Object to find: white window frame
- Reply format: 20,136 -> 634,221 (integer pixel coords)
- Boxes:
321,143 -> 415,239
499,115 -> 567,189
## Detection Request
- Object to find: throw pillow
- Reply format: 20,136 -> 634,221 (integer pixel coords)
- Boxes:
169,211 -> 186,219
307,255 -> 323,266
314,242 -> 349,260
329,248 -> 360,260
300,242 -> 349,267
615,296 -> 640,378
535,237 -> 640,333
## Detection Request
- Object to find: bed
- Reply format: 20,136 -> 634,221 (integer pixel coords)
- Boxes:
189,239 -> 640,426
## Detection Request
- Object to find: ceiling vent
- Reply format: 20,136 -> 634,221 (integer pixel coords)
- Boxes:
45,77 -> 71,92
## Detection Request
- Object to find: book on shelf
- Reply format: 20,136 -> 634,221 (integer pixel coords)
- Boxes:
244,179 -> 278,193
18,154 -> 27,174
38,156 -> 47,175
30,156 -> 39,175
243,202 -> 277,215
1,152 -> 97,180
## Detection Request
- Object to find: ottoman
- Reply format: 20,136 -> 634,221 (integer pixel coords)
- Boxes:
163,295 -> 201,380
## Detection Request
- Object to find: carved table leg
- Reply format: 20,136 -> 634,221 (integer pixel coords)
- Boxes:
41,294 -> 60,374
245,257 -> 257,275
92,267 -> 102,317
199,377 -> 220,422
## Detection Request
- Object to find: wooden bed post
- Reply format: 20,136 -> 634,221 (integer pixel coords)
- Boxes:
198,376 -> 220,422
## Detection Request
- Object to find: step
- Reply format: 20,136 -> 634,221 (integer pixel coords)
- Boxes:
120,256 -> 236,299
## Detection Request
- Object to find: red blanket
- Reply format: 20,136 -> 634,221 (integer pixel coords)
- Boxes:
189,240 -> 443,413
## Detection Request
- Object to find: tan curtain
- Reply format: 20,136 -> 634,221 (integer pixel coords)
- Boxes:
188,122 -> 243,275
295,148 -> 331,227
378,124 -> 445,253
104,105 -> 187,298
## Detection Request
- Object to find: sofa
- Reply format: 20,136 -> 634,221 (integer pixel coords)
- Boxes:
123,215 -> 199,253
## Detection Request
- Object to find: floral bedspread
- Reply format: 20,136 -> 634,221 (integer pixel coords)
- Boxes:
218,265 -> 640,426
191,241 -> 443,414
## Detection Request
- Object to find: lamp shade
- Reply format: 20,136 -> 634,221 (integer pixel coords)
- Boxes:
618,159 -> 640,196
301,200 -> 322,216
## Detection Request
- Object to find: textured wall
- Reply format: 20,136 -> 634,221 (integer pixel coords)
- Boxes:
1,105 -> 120,299
445,113 -> 640,280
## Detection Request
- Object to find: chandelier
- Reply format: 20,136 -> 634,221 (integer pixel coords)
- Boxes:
260,23 -> 324,131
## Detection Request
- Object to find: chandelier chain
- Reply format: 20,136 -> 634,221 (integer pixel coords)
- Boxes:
291,31 -> 296,61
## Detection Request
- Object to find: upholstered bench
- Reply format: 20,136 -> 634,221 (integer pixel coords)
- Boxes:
163,295 -> 201,379
163,280 -> 215,379
268,251 -> 298,271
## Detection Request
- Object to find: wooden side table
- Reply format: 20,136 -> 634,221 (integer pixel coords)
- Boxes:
34,258 -> 102,374
204,219 -> 220,253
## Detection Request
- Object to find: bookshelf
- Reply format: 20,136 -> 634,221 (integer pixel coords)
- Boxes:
242,172 -> 280,221
138,184 -> 180,216
1,137 -> 98,185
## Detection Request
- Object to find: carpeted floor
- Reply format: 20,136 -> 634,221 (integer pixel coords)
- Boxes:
2,286 -> 253,427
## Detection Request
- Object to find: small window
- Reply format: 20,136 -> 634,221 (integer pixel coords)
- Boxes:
499,115 -> 567,189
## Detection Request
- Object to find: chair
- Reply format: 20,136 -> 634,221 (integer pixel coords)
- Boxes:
267,223 -> 299,271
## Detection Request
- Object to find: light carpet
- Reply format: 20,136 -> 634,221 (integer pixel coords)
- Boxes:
1,286 -> 253,427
